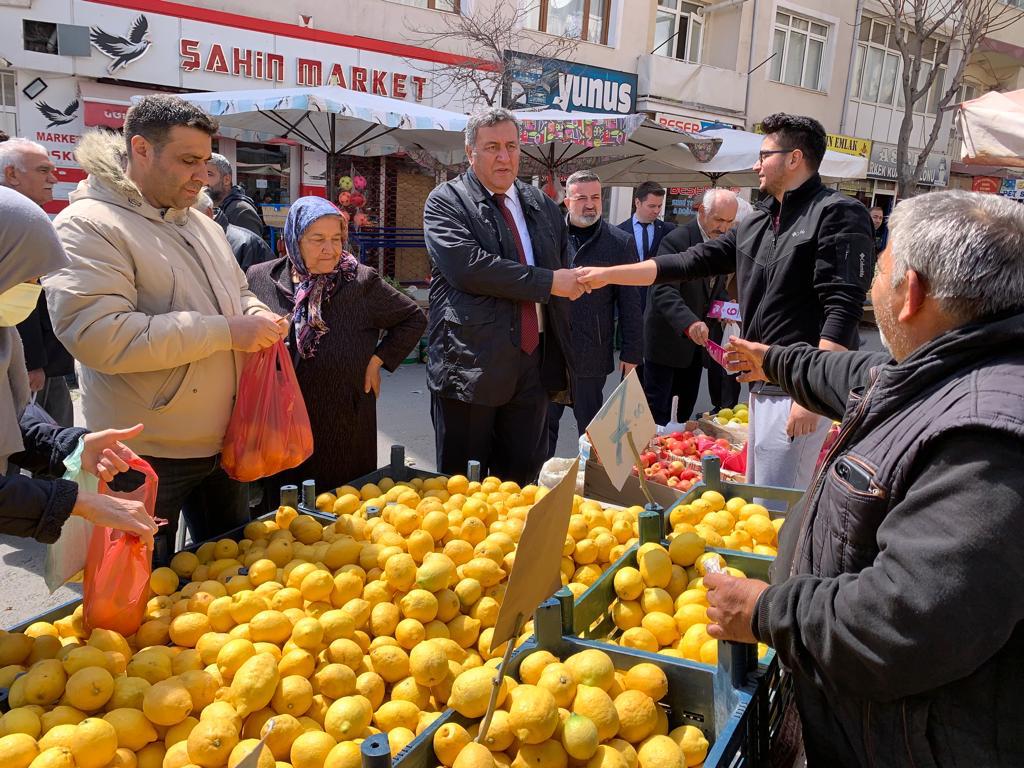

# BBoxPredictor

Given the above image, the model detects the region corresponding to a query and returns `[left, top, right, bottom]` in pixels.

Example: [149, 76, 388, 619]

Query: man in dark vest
[704, 189, 1024, 767]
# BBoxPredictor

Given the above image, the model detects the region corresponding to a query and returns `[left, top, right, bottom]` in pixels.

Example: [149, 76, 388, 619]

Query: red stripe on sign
[84, 0, 493, 69]
[55, 168, 87, 183]
[299, 185, 328, 198]
[84, 100, 129, 129]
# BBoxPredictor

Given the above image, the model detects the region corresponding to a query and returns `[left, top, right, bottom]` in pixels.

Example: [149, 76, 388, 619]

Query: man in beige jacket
[44, 95, 285, 563]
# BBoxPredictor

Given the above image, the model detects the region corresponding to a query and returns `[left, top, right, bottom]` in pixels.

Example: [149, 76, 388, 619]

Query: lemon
[372, 699, 420, 732]
[224, 653, 280, 717]
[103, 708, 158, 752]
[70, 717, 118, 768]
[640, 588, 673, 615]
[228, 739, 274, 768]
[694, 552, 726, 577]
[637, 735, 684, 768]
[623, 663, 668, 701]
[536, 663, 577, 708]
[290, 731, 336, 768]
[637, 547, 672, 588]
[0, 708, 42, 739]
[449, 666, 507, 718]
[64, 666, 113, 712]
[667, 532, 705, 568]
[564, 649, 615, 692]
[323, 696, 372, 741]
[612, 567, 643, 601]
[142, 678, 193, 726]
[679, 624, 712, 662]
[507, 684, 559, 744]
[150, 568, 180, 597]
[186, 719, 239, 768]
[452, 742, 495, 768]
[572, 685, 619, 741]
[562, 713, 599, 761]
[28, 747, 75, 768]
[408, 641, 448, 687]
[583, 744, 626, 768]
[23, 659, 65, 706]
[432, 722, 471, 767]
[641, 613, 679, 647]
[738, 503, 768, 521]
[674, 603, 709, 636]
[613, 690, 657, 742]
[620, 627, 659, 653]
[0, 733, 39, 768]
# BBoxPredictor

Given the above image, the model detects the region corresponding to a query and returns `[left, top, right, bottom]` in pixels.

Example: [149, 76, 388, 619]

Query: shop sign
[1000, 178, 1024, 201]
[503, 50, 637, 114]
[654, 113, 740, 133]
[972, 176, 1002, 194]
[753, 123, 872, 159]
[868, 142, 949, 187]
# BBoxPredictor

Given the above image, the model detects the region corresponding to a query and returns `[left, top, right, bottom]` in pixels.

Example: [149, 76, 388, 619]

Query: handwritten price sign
[708, 300, 742, 322]
[586, 370, 657, 491]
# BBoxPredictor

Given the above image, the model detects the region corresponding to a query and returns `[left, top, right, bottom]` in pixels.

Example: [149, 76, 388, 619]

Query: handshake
[550, 266, 614, 300]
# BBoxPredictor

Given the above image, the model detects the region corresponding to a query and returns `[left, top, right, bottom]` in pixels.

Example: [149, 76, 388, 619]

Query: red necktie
[493, 192, 540, 355]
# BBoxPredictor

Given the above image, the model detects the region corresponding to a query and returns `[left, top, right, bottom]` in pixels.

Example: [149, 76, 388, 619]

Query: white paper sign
[585, 370, 657, 491]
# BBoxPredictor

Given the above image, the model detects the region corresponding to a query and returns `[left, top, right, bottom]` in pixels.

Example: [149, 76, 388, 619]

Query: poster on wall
[503, 50, 637, 115]
[17, 72, 86, 214]
[301, 149, 328, 197]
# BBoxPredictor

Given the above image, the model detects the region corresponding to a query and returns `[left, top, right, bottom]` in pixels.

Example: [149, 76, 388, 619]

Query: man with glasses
[423, 107, 582, 483]
[546, 170, 641, 456]
[577, 113, 874, 495]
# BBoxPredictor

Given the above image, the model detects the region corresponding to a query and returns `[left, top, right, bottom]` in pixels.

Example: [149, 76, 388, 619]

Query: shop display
[634, 433, 746, 490]
[667, 490, 781, 554]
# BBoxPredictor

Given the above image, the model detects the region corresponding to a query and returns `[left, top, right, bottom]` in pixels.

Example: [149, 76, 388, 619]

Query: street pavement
[0, 325, 881, 627]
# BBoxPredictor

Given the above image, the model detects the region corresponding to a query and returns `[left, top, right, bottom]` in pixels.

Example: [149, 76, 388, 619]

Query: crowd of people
[0, 93, 1022, 764]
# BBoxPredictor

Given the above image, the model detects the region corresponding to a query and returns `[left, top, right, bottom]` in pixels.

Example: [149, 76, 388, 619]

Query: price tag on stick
[586, 370, 657, 492]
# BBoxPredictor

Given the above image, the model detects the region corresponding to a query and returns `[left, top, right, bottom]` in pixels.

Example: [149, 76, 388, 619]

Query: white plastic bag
[44, 437, 96, 592]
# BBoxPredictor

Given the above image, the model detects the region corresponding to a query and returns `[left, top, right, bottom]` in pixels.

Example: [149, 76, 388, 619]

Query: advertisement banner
[503, 50, 637, 115]
[868, 142, 949, 187]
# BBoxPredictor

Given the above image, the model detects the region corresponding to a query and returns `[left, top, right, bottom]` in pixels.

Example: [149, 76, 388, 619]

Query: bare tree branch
[402, 2, 581, 109]
[871, 0, 1022, 196]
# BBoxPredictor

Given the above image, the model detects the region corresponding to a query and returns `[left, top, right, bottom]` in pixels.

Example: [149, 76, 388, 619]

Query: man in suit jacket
[424, 107, 583, 484]
[617, 181, 676, 312]
[548, 170, 642, 456]
[645, 189, 739, 424]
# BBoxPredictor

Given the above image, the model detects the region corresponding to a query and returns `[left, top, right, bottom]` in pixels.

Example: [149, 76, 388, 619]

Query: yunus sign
[504, 50, 637, 115]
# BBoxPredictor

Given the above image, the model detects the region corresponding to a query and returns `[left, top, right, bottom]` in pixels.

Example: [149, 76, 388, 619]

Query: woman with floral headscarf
[247, 197, 426, 492]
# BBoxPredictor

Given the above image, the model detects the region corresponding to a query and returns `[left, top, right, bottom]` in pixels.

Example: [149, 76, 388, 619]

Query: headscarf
[0, 187, 70, 469]
[284, 196, 358, 359]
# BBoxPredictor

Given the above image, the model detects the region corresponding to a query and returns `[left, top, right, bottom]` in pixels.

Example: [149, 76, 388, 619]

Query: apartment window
[654, 1, 703, 63]
[770, 11, 829, 91]
[852, 18, 948, 113]
[524, 0, 612, 45]
[388, 0, 459, 11]
[0, 72, 16, 138]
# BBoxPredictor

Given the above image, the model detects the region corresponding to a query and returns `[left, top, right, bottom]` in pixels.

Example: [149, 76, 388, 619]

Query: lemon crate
[380, 595, 766, 768]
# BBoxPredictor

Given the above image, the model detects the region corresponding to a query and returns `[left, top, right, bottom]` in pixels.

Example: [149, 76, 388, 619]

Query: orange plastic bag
[83, 458, 158, 636]
[221, 341, 314, 482]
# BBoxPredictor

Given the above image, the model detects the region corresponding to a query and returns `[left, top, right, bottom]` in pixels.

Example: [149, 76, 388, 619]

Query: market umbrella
[595, 127, 868, 186]
[169, 86, 470, 191]
[957, 89, 1024, 168]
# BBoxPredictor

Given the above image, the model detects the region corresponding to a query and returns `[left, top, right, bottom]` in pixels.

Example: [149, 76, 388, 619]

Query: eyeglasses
[757, 148, 795, 162]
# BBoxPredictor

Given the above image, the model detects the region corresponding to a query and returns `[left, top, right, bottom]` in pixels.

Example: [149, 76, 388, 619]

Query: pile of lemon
[668, 491, 782, 556]
[708, 405, 748, 427]
[0, 474, 645, 768]
[600, 539, 770, 665]
[438, 647, 709, 768]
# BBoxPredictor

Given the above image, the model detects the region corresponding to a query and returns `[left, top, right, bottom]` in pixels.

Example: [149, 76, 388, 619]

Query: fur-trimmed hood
[71, 130, 189, 225]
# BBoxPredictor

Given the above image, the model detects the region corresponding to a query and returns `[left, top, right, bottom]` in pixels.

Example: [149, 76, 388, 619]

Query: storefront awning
[78, 80, 137, 129]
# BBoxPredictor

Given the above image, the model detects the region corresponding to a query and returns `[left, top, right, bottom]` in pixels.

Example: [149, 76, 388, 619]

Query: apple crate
[380, 595, 769, 768]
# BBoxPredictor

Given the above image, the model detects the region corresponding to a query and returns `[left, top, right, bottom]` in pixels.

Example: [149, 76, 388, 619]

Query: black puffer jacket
[653, 175, 874, 392]
[424, 171, 573, 406]
[567, 219, 641, 378]
[754, 310, 1024, 767]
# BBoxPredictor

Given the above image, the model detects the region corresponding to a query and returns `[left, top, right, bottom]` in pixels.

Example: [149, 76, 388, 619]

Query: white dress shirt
[490, 185, 544, 332]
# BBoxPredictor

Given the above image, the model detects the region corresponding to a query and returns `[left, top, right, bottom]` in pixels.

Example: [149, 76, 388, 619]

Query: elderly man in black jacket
[578, 113, 874, 496]
[547, 170, 641, 456]
[645, 189, 739, 425]
[705, 189, 1024, 767]
[423, 108, 582, 484]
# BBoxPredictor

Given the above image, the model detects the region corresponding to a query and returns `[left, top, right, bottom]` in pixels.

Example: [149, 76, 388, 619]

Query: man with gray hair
[705, 189, 1024, 766]
[206, 152, 266, 239]
[0, 138, 75, 427]
[546, 169, 641, 455]
[423, 106, 581, 482]
[644, 187, 739, 424]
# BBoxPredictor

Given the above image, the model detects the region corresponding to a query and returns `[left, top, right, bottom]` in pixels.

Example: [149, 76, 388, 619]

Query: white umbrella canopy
[957, 89, 1024, 168]
[510, 109, 713, 177]
[594, 127, 868, 185]
[169, 86, 471, 189]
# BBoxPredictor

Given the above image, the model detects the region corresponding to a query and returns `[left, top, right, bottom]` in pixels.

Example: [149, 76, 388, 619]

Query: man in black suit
[617, 181, 676, 311]
[547, 170, 642, 456]
[424, 107, 583, 484]
[644, 189, 739, 424]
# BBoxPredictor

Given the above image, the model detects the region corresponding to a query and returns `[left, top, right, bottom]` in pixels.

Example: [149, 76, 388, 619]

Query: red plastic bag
[83, 458, 158, 637]
[221, 341, 314, 482]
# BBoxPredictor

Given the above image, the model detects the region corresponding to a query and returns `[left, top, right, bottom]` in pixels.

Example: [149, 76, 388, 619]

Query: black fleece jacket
[652, 175, 874, 393]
